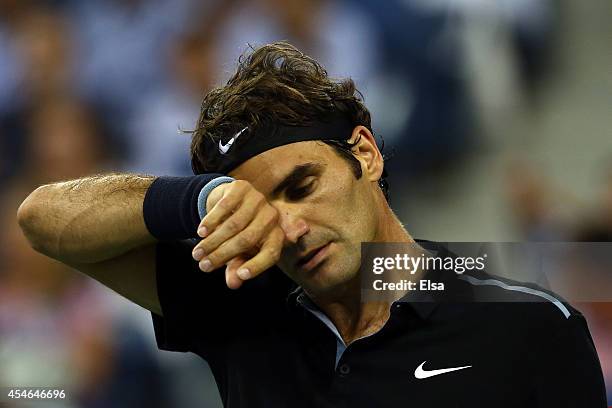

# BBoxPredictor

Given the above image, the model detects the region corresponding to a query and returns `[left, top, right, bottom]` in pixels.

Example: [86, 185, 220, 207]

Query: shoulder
[456, 270, 578, 319]
[447, 273, 605, 402]
[444, 269, 587, 339]
[434, 269, 601, 376]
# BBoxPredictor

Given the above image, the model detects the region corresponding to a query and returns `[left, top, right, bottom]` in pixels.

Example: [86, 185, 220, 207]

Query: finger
[234, 228, 284, 281]
[193, 192, 271, 259]
[225, 255, 248, 289]
[200, 218, 268, 271]
[226, 255, 248, 275]
[197, 181, 250, 237]
[226, 268, 242, 289]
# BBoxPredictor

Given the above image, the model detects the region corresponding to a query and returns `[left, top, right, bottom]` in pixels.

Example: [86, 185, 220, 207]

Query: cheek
[322, 171, 373, 239]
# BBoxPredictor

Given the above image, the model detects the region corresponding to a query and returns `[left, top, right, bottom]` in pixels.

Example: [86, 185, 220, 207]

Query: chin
[302, 261, 358, 296]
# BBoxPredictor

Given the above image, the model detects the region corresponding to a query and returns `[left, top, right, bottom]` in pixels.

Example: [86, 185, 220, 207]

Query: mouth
[296, 242, 331, 272]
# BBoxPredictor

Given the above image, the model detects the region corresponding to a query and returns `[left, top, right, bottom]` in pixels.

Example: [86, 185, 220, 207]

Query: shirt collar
[393, 268, 441, 320]
[394, 239, 449, 319]
[287, 284, 440, 321]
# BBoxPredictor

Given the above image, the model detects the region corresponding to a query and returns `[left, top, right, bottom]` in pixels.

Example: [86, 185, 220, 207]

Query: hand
[191, 180, 285, 289]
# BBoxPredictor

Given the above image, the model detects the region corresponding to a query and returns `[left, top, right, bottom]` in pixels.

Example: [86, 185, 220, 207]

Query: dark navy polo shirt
[151, 239, 607, 407]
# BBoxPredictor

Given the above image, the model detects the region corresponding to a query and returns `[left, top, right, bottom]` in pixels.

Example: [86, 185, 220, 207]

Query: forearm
[18, 173, 156, 264]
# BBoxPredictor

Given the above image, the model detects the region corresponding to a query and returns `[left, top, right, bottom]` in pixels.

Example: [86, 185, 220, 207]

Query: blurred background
[0, 0, 610, 406]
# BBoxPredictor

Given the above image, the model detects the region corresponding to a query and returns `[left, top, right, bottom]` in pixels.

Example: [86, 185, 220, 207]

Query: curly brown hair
[189, 41, 389, 203]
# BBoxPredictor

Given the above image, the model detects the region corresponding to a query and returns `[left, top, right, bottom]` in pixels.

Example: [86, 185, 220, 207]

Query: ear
[349, 125, 384, 183]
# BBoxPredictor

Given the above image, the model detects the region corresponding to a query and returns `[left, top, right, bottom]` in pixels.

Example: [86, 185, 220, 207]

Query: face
[229, 128, 384, 297]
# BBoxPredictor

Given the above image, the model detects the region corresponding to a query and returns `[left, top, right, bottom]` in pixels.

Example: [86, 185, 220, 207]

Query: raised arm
[17, 173, 287, 316]
[17, 173, 156, 264]
[17, 173, 161, 313]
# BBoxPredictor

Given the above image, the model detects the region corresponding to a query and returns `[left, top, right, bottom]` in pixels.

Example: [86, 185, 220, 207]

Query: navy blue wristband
[143, 174, 224, 240]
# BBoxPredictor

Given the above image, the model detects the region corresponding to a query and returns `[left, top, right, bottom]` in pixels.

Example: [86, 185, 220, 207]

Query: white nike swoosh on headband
[414, 361, 472, 379]
[219, 126, 248, 154]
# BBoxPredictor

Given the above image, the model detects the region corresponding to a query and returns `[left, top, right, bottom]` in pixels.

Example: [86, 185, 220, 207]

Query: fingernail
[192, 248, 204, 261]
[198, 226, 208, 237]
[237, 268, 251, 280]
[199, 259, 212, 272]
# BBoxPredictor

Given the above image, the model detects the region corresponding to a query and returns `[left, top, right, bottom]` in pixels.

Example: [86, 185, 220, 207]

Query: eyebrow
[271, 162, 323, 198]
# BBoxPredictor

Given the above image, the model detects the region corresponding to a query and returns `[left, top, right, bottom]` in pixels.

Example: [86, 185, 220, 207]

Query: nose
[277, 209, 310, 246]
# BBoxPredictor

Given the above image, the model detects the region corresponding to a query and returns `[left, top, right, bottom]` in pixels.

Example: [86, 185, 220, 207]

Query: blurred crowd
[0, 0, 610, 406]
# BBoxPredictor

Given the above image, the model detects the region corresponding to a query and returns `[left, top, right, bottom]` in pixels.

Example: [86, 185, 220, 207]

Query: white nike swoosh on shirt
[219, 126, 248, 154]
[414, 361, 472, 379]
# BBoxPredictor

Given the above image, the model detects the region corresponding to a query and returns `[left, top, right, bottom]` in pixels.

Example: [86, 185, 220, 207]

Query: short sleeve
[150, 239, 294, 356]
[532, 313, 607, 406]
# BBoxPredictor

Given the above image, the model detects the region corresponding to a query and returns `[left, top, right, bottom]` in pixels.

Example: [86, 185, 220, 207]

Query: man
[18, 42, 606, 407]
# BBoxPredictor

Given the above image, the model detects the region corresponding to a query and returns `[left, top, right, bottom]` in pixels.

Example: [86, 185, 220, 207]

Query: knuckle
[237, 232, 256, 249]
[274, 227, 286, 240]
[207, 251, 225, 268]
[267, 213, 279, 229]
[233, 179, 250, 192]
[253, 188, 265, 201]
[268, 246, 282, 261]
[225, 218, 241, 233]
[198, 240, 213, 254]
[218, 197, 234, 210]
[249, 190, 266, 208]
[266, 238, 283, 259]
[266, 206, 279, 222]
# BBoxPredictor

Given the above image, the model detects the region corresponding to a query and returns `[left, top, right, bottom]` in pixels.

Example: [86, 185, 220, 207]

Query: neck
[310, 202, 416, 345]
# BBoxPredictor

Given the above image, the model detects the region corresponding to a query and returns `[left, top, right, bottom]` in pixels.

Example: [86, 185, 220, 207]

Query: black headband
[207, 115, 355, 174]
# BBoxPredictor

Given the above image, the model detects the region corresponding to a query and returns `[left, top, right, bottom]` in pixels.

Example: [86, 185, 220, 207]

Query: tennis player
[18, 42, 606, 407]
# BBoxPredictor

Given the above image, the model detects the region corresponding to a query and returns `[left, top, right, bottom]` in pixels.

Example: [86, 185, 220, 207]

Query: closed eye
[286, 179, 316, 201]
